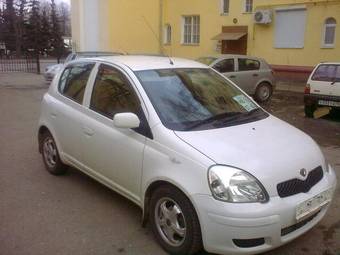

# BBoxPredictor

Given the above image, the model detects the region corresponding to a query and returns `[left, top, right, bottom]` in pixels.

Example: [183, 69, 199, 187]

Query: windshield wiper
[185, 112, 242, 131]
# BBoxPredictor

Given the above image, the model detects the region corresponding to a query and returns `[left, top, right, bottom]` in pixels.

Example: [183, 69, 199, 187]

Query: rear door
[233, 58, 261, 94]
[53, 62, 95, 163]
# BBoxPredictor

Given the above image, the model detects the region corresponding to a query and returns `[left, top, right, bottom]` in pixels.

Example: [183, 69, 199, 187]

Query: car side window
[213, 59, 234, 73]
[90, 64, 140, 118]
[59, 62, 95, 104]
[312, 65, 340, 82]
[238, 58, 260, 71]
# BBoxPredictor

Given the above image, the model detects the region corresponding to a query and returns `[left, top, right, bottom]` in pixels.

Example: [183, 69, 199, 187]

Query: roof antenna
[141, 15, 174, 65]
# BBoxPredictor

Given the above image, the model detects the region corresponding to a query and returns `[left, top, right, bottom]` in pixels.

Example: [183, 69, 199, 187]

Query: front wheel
[149, 185, 202, 255]
[254, 83, 273, 103]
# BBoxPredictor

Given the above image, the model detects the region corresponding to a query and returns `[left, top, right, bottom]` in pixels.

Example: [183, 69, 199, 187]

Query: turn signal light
[304, 84, 310, 94]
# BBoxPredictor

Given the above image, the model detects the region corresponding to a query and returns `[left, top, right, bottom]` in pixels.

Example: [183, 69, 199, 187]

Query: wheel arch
[141, 179, 201, 228]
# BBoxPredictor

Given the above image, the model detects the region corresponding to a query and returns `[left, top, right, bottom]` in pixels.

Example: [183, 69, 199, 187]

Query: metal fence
[0, 55, 40, 73]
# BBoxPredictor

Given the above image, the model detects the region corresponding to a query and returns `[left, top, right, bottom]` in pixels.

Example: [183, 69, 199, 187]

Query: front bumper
[43, 72, 55, 82]
[192, 166, 337, 255]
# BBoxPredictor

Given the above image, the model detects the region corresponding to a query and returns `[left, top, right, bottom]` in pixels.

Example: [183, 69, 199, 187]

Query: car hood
[174, 115, 325, 196]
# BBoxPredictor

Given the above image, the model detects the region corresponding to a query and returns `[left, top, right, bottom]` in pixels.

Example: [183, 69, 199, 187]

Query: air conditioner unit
[254, 10, 272, 24]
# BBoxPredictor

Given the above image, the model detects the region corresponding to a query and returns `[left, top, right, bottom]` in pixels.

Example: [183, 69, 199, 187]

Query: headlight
[208, 165, 268, 203]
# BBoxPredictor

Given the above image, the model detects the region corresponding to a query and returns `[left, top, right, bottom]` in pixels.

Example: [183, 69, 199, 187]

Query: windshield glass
[196, 57, 218, 66]
[135, 68, 268, 131]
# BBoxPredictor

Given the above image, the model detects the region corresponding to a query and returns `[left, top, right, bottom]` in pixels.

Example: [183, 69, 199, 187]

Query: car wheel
[255, 82, 273, 103]
[304, 104, 316, 118]
[40, 131, 67, 175]
[149, 185, 202, 255]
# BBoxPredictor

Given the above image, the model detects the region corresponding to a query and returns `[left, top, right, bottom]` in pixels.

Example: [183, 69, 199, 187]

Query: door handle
[229, 75, 236, 79]
[253, 73, 259, 77]
[83, 127, 94, 136]
[51, 112, 57, 118]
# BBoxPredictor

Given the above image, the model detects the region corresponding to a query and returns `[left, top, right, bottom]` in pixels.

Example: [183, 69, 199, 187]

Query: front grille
[277, 166, 323, 198]
[281, 210, 320, 236]
[233, 238, 265, 248]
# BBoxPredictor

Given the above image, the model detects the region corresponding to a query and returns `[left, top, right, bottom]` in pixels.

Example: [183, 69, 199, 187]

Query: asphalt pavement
[0, 73, 339, 255]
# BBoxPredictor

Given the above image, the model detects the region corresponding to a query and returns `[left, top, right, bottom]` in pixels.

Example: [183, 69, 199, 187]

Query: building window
[323, 17, 336, 48]
[221, 0, 229, 14]
[244, 0, 253, 13]
[274, 8, 307, 48]
[164, 24, 172, 44]
[182, 16, 200, 45]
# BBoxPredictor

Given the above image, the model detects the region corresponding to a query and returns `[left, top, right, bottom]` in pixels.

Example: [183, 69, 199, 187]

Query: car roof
[199, 54, 264, 61]
[317, 62, 340, 65]
[90, 55, 208, 71]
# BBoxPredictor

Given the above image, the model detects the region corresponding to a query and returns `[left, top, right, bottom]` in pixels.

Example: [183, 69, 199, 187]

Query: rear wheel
[40, 131, 67, 175]
[254, 82, 273, 103]
[149, 185, 202, 255]
[304, 104, 316, 118]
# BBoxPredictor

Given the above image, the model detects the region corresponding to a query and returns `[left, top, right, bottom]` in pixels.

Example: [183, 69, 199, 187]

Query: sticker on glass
[233, 95, 257, 112]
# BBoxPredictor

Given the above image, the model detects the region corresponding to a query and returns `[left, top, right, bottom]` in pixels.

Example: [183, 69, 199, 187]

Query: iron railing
[0, 55, 40, 73]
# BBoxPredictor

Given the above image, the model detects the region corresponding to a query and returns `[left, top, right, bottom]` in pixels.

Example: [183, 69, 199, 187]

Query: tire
[254, 82, 273, 103]
[304, 104, 316, 118]
[149, 185, 202, 255]
[40, 131, 67, 175]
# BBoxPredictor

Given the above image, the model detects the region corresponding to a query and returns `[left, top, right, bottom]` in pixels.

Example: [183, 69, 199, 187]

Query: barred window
[244, 0, 253, 13]
[164, 24, 172, 44]
[182, 16, 200, 45]
[221, 0, 229, 14]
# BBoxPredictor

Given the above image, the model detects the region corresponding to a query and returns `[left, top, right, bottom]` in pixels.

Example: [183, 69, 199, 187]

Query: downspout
[159, 0, 164, 54]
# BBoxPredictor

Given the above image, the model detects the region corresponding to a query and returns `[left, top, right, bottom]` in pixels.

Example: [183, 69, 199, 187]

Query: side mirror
[113, 112, 140, 129]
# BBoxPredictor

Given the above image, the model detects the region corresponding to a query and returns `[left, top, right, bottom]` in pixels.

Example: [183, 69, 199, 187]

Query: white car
[304, 62, 340, 117]
[38, 56, 337, 255]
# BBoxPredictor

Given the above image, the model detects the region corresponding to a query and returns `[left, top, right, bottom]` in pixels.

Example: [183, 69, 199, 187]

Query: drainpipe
[159, 0, 164, 54]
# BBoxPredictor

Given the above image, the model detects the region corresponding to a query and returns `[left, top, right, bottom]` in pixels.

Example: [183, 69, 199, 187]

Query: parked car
[43, 51, 123, 82]
[304, 62, 340, 117]
[197, 55, 276, 102]
[38, 56, 336, 255]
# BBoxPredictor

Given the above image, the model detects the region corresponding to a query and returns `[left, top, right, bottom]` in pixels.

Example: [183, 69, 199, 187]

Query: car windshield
[196, 57, 218, 66]
[135, 68, 268, 131]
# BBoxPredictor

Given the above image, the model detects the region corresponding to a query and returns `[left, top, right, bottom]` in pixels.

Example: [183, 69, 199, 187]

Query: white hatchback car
[304, 62, 340, 117]
[38, 56, 337, 255]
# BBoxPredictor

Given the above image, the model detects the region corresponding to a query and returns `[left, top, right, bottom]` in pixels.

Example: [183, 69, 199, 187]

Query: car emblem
[300, 168, 307, 178]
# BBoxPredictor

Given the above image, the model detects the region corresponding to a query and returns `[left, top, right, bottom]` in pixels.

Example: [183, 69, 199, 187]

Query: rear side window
[59, 62, 95, 104]
[90, 64, 140, 118]
[213, 59, 234, 73]
[312, 64, 340, 82]
[238, 58, 260, 71]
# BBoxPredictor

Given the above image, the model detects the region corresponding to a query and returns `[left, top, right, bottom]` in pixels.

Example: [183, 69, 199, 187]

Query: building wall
[163, 0, 340, 67]
[71, 0, 340, 67]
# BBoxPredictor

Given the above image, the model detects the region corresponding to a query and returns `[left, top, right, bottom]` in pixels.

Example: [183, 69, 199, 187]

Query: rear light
[304, 84, 310, 94]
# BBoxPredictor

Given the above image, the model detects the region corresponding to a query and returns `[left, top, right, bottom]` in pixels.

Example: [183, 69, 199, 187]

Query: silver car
[197, 55, 276, 102]
[44, 51, 124, 82]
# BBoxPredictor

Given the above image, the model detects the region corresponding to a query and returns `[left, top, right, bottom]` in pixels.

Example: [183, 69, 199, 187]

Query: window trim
[322, 17, 337, 48]
[243, 0, 253, 14]
[181, 15, 200, 45]
[57, 61, 96, 105]
[220, 0, 229, 15]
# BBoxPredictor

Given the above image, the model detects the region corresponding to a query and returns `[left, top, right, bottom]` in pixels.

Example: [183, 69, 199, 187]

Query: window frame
[237, 58, 261, 72]
[163, 24, 172, 45]
[181, 15, 200, 45]
[244, 0, 253, 13]
[89, 63, 142, 119]
[221, 0, 230, 15]
[322, 17, 337, 48]
[57, 61, 96, 105]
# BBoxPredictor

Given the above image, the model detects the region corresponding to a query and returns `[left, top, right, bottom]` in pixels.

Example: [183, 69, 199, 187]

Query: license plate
[318, 100, 340, 107]
[296, 188, 333, 221]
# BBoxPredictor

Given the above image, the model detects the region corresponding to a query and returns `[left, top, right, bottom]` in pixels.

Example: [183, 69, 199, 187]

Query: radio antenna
[141, 15, 174, 65]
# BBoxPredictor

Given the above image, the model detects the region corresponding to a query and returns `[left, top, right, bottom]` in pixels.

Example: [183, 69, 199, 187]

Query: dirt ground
[0, 73, 339, 255]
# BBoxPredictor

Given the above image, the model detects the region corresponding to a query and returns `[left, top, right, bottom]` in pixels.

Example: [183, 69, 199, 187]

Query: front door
[222, 36, 247, 55]
[81, 63, 147, 204]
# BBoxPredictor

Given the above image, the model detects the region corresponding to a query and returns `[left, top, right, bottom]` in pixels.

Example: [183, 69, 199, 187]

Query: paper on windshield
[232, 95, 257, 112]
